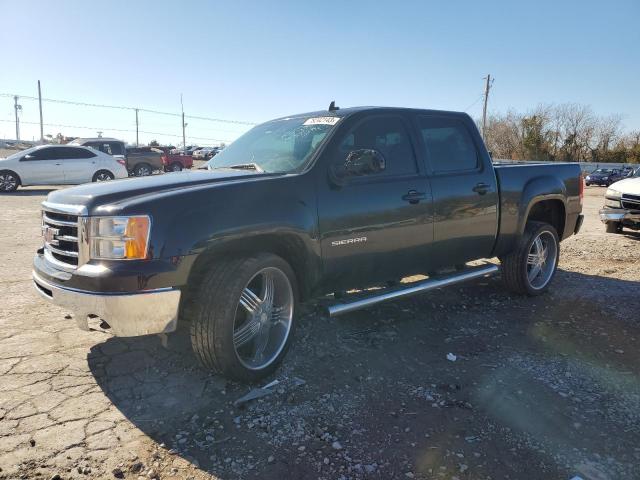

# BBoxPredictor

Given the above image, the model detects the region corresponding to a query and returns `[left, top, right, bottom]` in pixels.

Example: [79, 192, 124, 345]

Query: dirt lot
[0, 186, 638, 480]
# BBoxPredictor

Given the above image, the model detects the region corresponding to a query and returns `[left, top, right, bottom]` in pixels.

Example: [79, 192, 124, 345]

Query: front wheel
[0, 170, 20, 192]
[500, 221, 559, 296]
[189, 253, 298, 382]
[92, 170, 115, 182]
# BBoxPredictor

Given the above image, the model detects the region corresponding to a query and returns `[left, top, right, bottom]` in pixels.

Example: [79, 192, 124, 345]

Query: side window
[108, 142, 124, 156]
[338, 116, 417, 177]
[23, 148, 53, 160]
[418, 117, 478, 173]
[70, 148, 96, 159]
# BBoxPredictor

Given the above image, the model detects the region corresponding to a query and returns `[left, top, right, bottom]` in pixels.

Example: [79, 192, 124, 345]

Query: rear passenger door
[60, 147, 98, 184]
[415, 115, 498, 268]
[317, 113, 434, 289]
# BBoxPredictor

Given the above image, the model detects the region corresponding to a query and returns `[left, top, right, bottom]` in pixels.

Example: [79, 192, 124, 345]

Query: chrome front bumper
[32, 271, 181, 337]
[599, 208, 640, 223]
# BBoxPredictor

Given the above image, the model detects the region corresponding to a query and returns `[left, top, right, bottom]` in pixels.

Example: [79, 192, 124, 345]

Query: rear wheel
[0, 170, 20, 192]
[134, 163, 153, 176]
[606, 222, 623, 234]
[189, 253, 298, 382]
[500, 221, 559, 296]
[92, 170, 114, 182]
[170, 162, 183, 172]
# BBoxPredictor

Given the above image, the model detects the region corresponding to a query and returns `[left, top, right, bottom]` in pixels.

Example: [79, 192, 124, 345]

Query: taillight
[117, 159, 126, 166]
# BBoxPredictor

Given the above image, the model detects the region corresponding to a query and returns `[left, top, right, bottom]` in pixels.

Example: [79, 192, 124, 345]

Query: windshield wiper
[215, 163, 265, 173]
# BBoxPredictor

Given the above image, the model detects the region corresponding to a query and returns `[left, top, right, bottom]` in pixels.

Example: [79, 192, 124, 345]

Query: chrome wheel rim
[96, 172, 112, 182]
[233, 267, 294, 370]
[0, 173, 17, 191]
[172, 164, 182, 171]
[138, 166, 151, 176]
[527, 231, 557, 289]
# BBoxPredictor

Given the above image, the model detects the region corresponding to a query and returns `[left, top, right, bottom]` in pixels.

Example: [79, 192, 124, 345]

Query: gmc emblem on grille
[43, 226, 60, 246]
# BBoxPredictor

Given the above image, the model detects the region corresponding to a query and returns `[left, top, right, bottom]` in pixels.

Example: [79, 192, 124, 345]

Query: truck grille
[42, 210, 79, 268]
[621, 194, 640, 210]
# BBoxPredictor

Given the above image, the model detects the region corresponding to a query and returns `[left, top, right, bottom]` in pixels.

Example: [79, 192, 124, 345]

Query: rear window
[418, 117, 478, 173]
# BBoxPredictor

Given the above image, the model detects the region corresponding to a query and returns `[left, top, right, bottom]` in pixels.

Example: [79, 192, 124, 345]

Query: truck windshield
[206, 115, 339, 173]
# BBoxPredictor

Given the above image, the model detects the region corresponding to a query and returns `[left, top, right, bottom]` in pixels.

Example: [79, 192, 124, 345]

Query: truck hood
[609, 177, 640, 195]
[45, 169, 270, 214]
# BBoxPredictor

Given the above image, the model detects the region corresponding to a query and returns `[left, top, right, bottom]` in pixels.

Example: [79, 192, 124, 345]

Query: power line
[0, 93, 258, 126]
[0, 119, 232, 143]
[462, 94, 484, 113]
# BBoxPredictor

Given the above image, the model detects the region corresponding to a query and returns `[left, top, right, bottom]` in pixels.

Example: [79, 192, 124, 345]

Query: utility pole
[481, 74, 493, 141]
[14, 96, 21, 141]
[180, 94, 186, 148]
[37, 81, 44, 143]
[135, 108, 139, 146]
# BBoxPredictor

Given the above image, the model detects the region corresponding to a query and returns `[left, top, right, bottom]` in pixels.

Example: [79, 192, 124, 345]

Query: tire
[170, 162, 183, 172]
[189, 253, 298, 382]
[606, 222, 623, 234]
[134, 163, 153, 177]
[0, 170, 20, 192]
[585, 183, 590, 186]
[92, 170, 115, 182]
[500, 221, 559, 296]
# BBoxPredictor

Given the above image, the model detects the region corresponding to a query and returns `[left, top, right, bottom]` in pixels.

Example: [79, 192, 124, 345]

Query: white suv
[0, 145, 128, 192]
[600, 176, 640, 233]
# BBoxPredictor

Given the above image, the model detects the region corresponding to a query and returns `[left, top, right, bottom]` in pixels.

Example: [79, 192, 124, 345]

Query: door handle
[55, 163, 62, 166]
[472, 182, 490, 195]
[402, 190, 427, 204]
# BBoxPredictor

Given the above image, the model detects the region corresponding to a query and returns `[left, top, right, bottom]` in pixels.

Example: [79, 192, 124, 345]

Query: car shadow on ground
[87, 269, 640, 479]
[7, 188, 57, 196]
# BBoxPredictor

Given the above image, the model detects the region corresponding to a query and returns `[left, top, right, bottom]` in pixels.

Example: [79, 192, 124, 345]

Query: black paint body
[34, 107, 583, 302]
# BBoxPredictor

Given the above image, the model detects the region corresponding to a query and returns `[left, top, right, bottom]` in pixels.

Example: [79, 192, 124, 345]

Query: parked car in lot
[161, 151, 193, 171]
[32, 106, 583, 382]
[192, 147, 219, 160]
[69, 137, 127, 160]
[585, 168, 625, 186]
[125, 147, 163, 176]
[0, 144, 128, 192]
[599, 177, 640, 233]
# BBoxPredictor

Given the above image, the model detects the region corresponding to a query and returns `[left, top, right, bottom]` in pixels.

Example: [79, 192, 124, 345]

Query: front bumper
[32, 257, 182, 337]
[599, 208, 640, 223]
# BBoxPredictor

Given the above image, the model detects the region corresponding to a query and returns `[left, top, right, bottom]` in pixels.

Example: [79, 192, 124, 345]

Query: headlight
[602, 176, 609, 180]
[88, 216, 151, 260]
[585, 176, 591, 180]
[605, 198, 621, 208]
[606, 188, 621, 199]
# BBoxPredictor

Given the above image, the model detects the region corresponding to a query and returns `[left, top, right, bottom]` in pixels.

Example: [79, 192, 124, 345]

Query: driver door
[317, 113, 434, 290]
[18, 147, 65, 185]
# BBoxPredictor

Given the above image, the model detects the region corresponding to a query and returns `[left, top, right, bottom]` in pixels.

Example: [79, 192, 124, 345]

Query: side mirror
[344, 149, 386, 176]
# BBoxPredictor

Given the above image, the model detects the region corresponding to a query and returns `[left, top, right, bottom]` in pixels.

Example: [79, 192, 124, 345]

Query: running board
[326, 263, 499, 317]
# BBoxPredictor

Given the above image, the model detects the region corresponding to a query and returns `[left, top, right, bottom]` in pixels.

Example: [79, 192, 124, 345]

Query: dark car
[585, 168, 624, 186]
[32, 105, 584, 382]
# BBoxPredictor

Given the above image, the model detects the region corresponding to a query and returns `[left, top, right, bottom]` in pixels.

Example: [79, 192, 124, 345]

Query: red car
[161, 152, 193, 172]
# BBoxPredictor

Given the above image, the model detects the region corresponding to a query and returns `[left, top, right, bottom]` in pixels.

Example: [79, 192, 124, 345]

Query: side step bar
[326, 263, 499, 317]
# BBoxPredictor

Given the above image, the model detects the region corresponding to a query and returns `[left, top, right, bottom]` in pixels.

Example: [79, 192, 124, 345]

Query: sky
[1, 0, 639, 146]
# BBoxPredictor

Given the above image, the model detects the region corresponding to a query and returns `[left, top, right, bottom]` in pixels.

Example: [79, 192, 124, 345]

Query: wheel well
[0, 169, 21, 185]
[526, 200, 565, 238]
[185, 234, 316, 302]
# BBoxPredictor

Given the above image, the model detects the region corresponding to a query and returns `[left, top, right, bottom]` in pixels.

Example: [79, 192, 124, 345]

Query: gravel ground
[0, 186, 638, 480]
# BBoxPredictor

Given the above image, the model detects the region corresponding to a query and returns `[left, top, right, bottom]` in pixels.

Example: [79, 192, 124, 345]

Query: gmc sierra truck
[32, 106, 584, 381]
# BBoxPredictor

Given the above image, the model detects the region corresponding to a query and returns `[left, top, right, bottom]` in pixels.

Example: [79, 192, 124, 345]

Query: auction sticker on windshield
[303, 116, 341, 126]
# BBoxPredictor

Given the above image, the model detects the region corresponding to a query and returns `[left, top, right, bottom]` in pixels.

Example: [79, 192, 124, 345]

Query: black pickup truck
[33, 106, 584, 381]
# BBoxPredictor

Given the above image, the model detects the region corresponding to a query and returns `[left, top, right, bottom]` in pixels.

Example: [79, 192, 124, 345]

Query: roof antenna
[328, 100, 339, 112]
